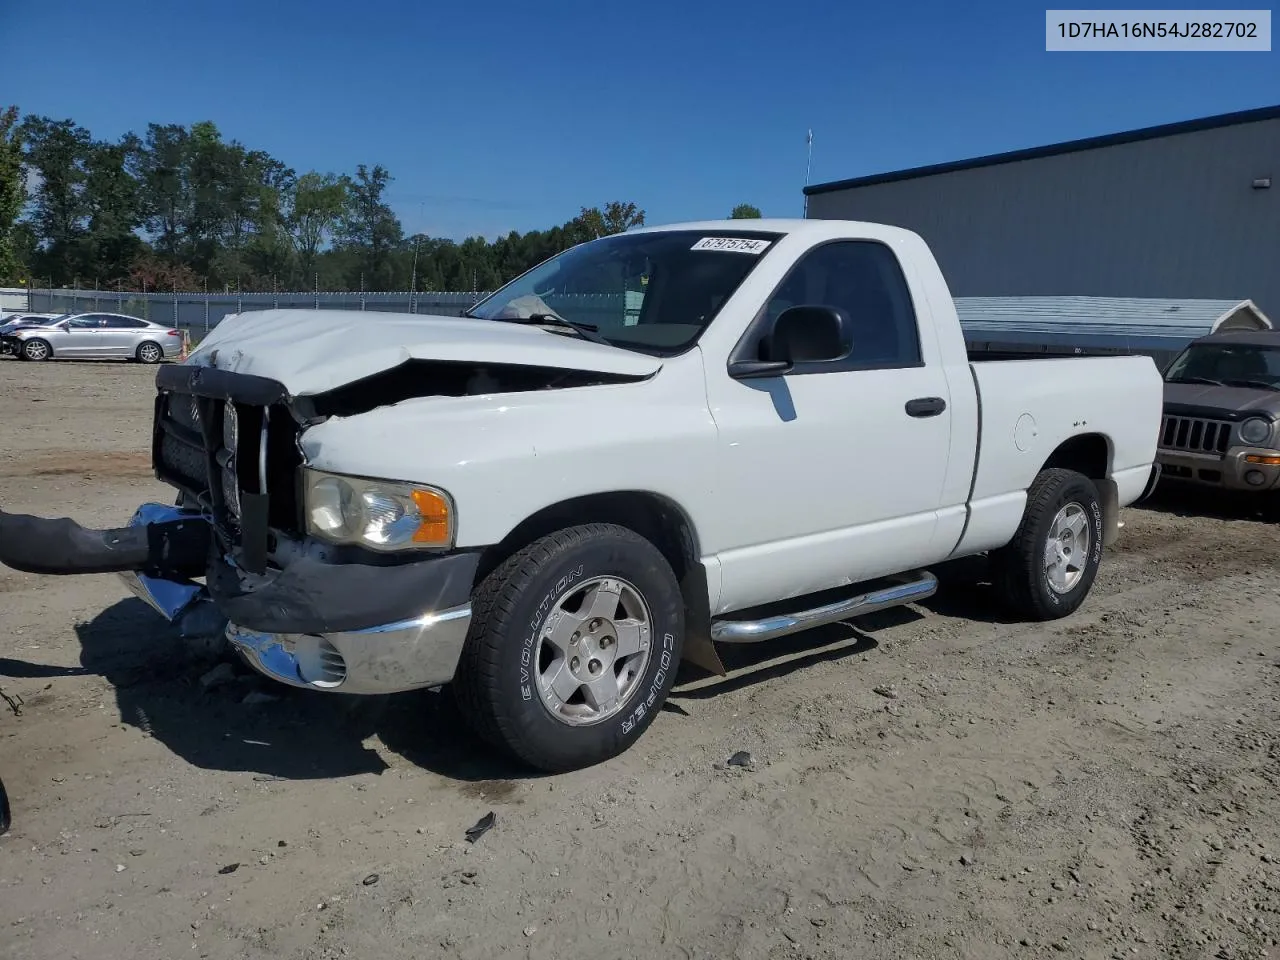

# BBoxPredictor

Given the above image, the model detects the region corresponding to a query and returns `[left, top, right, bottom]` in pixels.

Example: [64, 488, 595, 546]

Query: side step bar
[710, 571, 938, 644]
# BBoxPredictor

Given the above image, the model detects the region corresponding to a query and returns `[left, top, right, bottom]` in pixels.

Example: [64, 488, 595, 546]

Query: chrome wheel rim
[140, 343, 160, 362]
[533, 575, 653, 726]
[25, 341, 47, 360]
[1044, 502, 1090, 594]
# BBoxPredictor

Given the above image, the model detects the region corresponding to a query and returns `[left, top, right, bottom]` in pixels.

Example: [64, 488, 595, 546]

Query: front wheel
[453, 523, 685, 772]
[990, 467, 1104, 621]
[21, 339, 51, 362]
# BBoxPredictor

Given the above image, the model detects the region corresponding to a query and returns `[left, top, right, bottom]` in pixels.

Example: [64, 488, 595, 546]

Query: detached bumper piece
[0, 500, 209, 578]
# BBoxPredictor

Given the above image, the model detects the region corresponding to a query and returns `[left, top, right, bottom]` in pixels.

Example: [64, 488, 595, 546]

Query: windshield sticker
[690, 237, 771, 254]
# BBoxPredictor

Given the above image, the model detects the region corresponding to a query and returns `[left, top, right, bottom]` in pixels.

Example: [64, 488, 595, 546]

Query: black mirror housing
[765, 305, 852, 364]
[727, 304, 854, 380]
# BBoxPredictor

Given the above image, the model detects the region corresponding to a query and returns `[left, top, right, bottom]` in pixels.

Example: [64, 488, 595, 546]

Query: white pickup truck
[0, 218, 1164, 772]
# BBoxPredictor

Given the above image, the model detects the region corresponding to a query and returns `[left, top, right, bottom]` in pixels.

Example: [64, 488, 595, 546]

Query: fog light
[1244, 469, 1266, 486]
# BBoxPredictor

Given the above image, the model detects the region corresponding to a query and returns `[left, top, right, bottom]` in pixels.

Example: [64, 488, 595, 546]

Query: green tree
[729, 203, 762, 219]
[285, 171, 346, 283]
[337, 164, 403, 289]
[0, 106, 25, 283]
[19, 115, 94, 284]
[131, 122, 190, 257]
[81, 138, 144, 283]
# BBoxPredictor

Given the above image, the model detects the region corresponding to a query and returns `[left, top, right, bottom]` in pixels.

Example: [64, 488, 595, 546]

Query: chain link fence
[25, 289, 490, 338]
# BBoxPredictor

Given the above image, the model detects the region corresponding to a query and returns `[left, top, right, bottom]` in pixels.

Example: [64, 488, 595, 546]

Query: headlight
[1240, 417, 1271, 445]
[303, 469, 454, 551]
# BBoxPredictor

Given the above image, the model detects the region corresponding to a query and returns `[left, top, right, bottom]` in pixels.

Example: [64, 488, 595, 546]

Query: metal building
[956, 296, 1273, 369]
[803, 104, 1280, 319]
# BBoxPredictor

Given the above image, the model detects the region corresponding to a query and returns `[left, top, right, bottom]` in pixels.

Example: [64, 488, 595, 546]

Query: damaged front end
[0, 347, 650, 694]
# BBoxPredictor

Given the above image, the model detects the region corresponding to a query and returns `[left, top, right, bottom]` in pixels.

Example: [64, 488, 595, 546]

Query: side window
[103, 316, 144, 329]
[68, 316, 102, 329]
[759, 241, 922, 371]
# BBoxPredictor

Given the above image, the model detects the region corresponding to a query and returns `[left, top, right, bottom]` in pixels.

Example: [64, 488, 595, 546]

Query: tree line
[0, 106, 763, 293]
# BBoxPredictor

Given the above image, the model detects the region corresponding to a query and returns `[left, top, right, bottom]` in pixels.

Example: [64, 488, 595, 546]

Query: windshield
[1165, 342, 1280, 391]
[466, 229, 782, 355]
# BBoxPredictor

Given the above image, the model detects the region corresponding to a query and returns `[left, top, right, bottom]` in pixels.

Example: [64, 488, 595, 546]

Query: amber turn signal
[411, 489, 452, 543]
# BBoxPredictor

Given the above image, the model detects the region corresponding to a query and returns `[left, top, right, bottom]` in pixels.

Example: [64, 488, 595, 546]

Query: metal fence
[24, 288, 649, 339]
[26, 289, 490, 336]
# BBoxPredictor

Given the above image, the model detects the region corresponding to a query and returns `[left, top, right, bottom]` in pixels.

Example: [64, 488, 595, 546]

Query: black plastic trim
[206, 548, 482, 636]
[155, 363, 291, 406]
[0, 509, 211, 578]
[1163, 403, 1279, 424]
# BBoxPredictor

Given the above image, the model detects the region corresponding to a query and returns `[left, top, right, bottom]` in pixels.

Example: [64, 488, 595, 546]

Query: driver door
[701, 239, 956, 615]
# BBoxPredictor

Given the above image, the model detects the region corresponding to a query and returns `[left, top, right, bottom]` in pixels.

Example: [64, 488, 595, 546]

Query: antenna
[803, 129, 814, 217]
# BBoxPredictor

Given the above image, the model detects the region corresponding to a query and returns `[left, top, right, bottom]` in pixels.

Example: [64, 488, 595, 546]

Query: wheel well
[1041, 433, 1110, 480]
[475, 491, 700, 588]
[474, 492, 721, 671]
[1041, 432, 1122, 546]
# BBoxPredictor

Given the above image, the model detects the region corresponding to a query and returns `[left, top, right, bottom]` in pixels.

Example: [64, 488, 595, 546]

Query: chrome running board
[710, 571, 938, 644]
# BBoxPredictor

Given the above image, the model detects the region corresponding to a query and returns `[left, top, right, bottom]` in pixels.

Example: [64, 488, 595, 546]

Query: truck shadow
[68, 598, 527, 783]
[1133, 483, 1276, 523]
[57, 566, 1013, 784]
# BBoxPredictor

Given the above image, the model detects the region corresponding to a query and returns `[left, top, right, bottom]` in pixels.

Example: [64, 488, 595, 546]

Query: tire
[453, 523, 685, 773]
[135, 341, 163, 364]
[21, 338, 51, 362]
[990, 467, 1104, 621]
[0, 775, 8, 836]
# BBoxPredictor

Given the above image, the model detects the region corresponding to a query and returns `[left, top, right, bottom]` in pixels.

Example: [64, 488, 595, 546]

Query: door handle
[905, 397, 947, 418]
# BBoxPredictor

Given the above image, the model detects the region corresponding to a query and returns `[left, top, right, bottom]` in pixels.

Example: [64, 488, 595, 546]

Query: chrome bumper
[115, 501, 475, 695]
[226, 605, 472, 695]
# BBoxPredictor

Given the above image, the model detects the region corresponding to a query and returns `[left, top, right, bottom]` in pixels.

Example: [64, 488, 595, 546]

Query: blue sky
[4, 0, 1275, 240]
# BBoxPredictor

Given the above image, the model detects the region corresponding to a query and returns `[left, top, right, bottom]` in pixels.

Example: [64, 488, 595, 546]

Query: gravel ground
[1, 359, 1278, 960]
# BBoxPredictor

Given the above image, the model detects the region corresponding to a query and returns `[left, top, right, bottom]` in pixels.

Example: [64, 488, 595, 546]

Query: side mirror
[57, 322, 70, 331]
[728, 305, 853, 379]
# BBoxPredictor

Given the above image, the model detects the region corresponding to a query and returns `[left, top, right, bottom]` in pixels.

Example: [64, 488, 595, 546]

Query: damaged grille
[153, 386, 304, 550]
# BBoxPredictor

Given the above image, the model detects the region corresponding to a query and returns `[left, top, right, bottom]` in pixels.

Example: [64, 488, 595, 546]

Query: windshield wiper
[1168, 376, 1225, 386]
[1222, 378, 1280, 392]
[498, 313, 612, 346]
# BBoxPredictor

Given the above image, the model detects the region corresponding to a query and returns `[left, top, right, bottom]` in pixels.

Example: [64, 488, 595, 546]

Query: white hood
[186, 309, 662, 395]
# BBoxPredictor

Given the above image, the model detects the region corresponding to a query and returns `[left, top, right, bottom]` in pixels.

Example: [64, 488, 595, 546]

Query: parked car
[1, 312, 183, 363]
[0, 218, 1165, 772]
[0, 313, 62, 337]
[1157, 328, 1280, 495]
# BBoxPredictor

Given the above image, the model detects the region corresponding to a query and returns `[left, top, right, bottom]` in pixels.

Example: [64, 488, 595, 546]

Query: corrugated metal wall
[804, 117, 1280, 319]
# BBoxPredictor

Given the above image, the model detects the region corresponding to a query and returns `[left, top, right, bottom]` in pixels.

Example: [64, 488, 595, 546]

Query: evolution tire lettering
[521, 563, 586, 695]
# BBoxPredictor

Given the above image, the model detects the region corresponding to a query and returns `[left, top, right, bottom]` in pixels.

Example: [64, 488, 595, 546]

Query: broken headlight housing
[302, 469, 454, 551]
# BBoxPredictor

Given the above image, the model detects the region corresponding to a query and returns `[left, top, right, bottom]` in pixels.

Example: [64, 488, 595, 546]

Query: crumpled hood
[1163, 381, 1280, 417]
[184, 308, 662, 395]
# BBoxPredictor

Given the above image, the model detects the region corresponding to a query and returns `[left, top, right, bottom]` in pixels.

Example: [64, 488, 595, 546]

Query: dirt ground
[1, 359, 1279, 960]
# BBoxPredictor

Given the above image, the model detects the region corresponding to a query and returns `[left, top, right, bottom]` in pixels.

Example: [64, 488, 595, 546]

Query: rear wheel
[135, 341, 162, 364]
[990, 467, 1104, 620]
[453, 523, 685, 772]
[21, 338, 50, 362]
